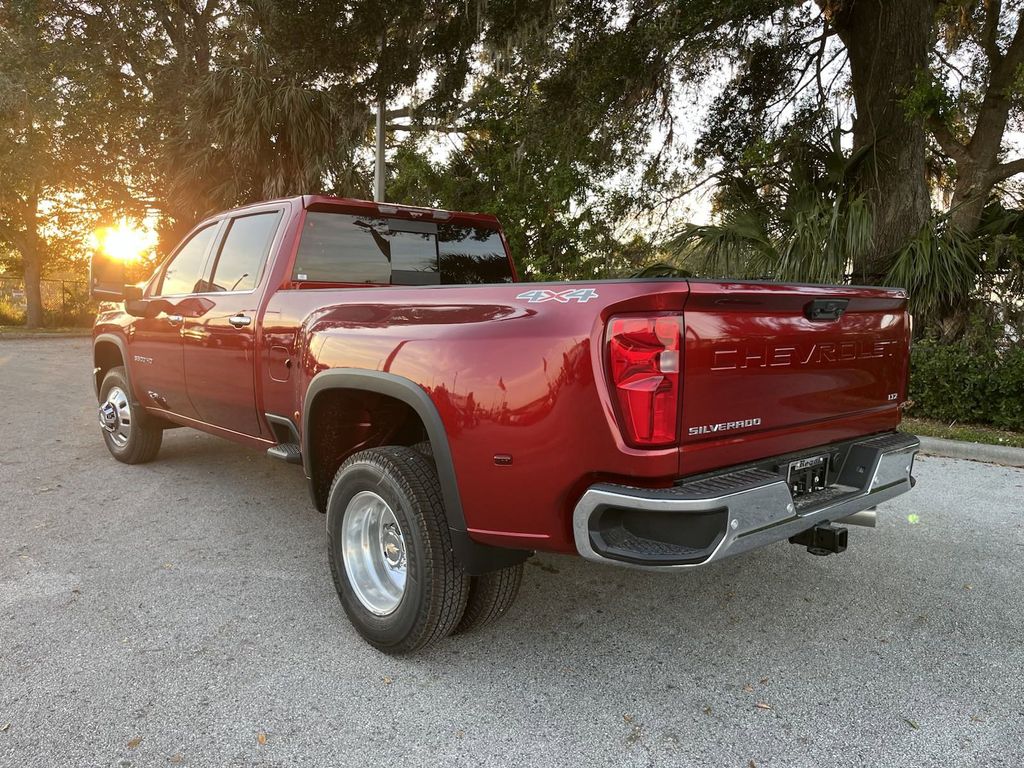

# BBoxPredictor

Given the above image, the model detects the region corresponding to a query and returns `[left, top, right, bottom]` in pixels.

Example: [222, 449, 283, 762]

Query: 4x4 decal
[516, 288, 600, 304]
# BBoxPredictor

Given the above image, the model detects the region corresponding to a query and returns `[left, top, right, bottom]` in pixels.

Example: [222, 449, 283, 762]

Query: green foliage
[0, 297, 24, 326]
[901, 416, 1024, 448]
[888, 201, 1024, 327]
[885, 222, 979, 322]
[168, 16, 369, 218]
[909, 335, 1024, 431]
[44, 289, 94, 327]
[666, 125, 874, 284]
[695, 6, 822, 169]
[385, 2, 698, 279]
[2, 0, 1024, 339]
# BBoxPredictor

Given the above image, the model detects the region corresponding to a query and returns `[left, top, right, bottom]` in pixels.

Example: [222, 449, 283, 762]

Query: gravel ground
[1, 337, 1022, 768]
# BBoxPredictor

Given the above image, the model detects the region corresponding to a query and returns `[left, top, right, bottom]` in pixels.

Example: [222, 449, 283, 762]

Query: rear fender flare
[302, 369, 468, 533]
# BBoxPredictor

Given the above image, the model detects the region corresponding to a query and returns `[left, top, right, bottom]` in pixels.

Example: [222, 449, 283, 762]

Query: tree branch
[982, 0, 1003, 64]
[987, 157, 1024, 182]
[928, 115, 971, 164]
[936, 48, 968, 84]
[814, 20, 829, 105]
[995, 8, 1024, 85]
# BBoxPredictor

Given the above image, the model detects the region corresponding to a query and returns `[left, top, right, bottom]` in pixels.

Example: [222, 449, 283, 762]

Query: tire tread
[455, 563, 523, 634]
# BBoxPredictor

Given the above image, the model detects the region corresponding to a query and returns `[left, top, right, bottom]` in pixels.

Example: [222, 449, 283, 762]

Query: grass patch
[903, 416, 1024, 449]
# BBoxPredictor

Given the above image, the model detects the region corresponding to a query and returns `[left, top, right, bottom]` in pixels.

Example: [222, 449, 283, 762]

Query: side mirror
[123, 286, 153, 318]
[89, 251, 126, 301]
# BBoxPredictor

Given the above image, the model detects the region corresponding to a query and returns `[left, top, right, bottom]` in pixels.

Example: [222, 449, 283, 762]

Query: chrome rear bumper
[572, 432, 919, 570]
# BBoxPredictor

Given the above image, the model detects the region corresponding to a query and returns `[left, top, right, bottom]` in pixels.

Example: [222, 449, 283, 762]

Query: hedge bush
[0, 298, 94, 328]
[0, 298, 25, 326]
[909, 339, 1024, 431]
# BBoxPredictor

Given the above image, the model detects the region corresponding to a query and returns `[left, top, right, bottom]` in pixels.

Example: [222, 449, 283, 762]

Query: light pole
[374, 88, 386, 203]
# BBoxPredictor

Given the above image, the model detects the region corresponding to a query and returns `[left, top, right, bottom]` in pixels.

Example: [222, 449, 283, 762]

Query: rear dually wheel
[326, 446, 469, 654]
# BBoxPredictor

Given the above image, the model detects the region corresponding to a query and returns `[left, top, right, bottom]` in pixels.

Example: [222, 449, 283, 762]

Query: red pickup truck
[90, 195, 919, 653]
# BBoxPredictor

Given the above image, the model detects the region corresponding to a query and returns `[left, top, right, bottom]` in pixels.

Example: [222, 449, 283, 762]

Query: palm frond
[664, 211, 776, 278]
[885, 223, 979, 321]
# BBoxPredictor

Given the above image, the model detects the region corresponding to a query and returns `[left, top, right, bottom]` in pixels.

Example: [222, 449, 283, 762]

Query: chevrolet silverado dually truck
[89, 195, 919, 654]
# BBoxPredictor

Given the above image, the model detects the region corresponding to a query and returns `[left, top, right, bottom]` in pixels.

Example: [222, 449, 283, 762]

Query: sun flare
[90, 220, 156, 263]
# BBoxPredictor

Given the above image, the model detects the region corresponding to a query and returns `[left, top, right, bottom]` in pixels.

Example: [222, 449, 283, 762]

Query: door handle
[228, 314, 252, 328]
[165, 314, 183, 326]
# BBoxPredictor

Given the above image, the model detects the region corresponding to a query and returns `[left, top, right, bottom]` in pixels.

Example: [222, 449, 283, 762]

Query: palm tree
[664, 126, 1024, 337]
[665, 126, 872, 286]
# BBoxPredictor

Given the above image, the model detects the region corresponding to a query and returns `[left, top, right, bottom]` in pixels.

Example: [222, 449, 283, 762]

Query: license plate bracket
[786, 454, 830, 497]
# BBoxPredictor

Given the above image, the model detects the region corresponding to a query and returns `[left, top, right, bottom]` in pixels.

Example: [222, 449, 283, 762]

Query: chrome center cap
[99, 402, 119, 431]
[381, 525, 405, 568]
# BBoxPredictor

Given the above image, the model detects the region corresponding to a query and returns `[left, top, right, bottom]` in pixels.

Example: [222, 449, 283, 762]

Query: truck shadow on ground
[150, 430, 933, 678]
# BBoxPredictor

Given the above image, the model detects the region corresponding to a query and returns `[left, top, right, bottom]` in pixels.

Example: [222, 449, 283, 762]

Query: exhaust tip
[838, 509, 877, 528]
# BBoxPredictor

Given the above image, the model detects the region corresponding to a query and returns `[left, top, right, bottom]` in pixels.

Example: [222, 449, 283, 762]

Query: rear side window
[293, 212, 513, 285]
[208, 211, 282, 292]
[159, 223, 218, 296]
[438, 225, 514, 284]
[294, 213, 391, 284]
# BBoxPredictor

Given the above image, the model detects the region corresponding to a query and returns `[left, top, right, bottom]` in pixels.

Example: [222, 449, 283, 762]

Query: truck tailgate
[679, 281, 910, 474]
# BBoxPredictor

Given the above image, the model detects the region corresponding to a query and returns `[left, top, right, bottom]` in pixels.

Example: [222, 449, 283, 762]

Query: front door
[182, 209, 283, 438]
[129, 222, 221, 418]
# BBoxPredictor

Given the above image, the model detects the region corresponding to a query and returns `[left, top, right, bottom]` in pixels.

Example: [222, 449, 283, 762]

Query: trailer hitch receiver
[789, 523, 848, 556]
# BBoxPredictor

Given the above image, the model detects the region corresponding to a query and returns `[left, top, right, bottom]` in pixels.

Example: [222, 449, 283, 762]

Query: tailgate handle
[804, 299, 849, 322]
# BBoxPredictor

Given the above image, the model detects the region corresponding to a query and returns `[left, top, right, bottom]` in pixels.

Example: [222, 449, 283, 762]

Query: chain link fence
[0, 276, 94, 326]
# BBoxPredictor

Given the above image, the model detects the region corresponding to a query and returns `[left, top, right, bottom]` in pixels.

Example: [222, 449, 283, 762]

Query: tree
[673, 0, 1024, 337]
[0, 0, 139, 327]
[667, 125, 873, 284]
[826, 0, 937, 282]
[8, 0, 1024, 333]
[388, 0, 776, 277]
[80, 0, 509, 246]
[916, 0, 1024, 236]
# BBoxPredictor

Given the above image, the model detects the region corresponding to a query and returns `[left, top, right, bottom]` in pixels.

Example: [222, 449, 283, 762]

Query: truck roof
[217, 195, 502, 229]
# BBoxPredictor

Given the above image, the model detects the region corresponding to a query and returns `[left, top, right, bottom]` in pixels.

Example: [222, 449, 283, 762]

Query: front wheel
[98, 366, 162, 464]
[327, 446, 469, 654]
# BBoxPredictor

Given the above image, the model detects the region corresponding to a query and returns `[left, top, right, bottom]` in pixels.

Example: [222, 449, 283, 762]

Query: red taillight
[606, 314, 683, 447]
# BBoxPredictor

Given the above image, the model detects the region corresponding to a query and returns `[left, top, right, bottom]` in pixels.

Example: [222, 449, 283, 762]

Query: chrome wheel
[99, 386, 132, 448]
[342, 491, 408, 616]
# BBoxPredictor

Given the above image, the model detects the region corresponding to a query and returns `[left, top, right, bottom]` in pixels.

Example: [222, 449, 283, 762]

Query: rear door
[182, 208, 283, 437]
[679, 281, 910, 465]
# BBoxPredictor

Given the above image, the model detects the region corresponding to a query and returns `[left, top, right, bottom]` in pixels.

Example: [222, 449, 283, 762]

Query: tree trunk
[20, 194, 45, 329]
[945, 67, 1017, 234]
[948, 163, 990, 234]
[829, 0, 936, 283]
[21, 250, 44, 329]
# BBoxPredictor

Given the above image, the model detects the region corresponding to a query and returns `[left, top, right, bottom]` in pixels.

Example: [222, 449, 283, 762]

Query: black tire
[454, 562, 524, 634]
[98, 366, 162, 465]
[326, 446, 469, 654]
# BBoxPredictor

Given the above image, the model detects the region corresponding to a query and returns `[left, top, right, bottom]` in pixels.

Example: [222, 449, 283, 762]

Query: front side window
[158, 224, 218, 296]
[208, 211, 282, 292]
